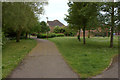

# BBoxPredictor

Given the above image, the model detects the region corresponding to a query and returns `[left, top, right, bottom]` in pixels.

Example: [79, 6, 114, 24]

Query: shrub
[64, 28, 77, 36]
[64, 31, 76, 36]
[37, 33, 46, 38]
[37, 33, 64, 38]
[53, 26, 65, 33]
[49, 33, 56, 37]
[55, 34, 64, 37]
[2, 32, 8, 46]
[53, 26, 60, 33]
[37, 33, 56, 38]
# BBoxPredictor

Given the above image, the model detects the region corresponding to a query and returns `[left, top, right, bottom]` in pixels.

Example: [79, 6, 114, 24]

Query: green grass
[49, 36, 118, 78]
[2, 39, 37, 78]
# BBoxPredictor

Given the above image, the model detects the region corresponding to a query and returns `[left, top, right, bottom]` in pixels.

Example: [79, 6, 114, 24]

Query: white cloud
[39, 0, 69, 26]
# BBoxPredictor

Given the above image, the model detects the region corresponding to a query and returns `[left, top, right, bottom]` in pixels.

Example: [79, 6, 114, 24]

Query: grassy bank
[2, 39, 37, 78]
[49, 37, 118, 78]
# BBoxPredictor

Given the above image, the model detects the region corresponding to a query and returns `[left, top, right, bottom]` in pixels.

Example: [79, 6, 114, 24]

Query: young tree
[40, 21, 50, 33]
[65, 2, 98, 44]
[98, 2, 119, 47]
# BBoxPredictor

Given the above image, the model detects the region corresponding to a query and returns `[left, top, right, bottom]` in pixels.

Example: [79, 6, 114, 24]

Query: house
[47, 20, 65, 32]
[77, 27, 109, 37]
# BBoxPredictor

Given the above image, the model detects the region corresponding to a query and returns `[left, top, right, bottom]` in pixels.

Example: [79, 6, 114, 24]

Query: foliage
[93, 32, 107, 37]
[65, 2, 98, 43]
[2, 32, 8, 46]
[49, 37, 118, 78]
[55, 34, 64, 37]
[40, 21, 50, 33]
[33, 21, 42, 33]
[2, 2, 47, 42]
[37, 33, 64, 38]
[37, 33, 55, 38]
[53, 26, 65, 33]
[53, 26, 76, 36]
[98, 2, 119, 47]
[2, 39, 37, 78]
[64, 28, 77, 36]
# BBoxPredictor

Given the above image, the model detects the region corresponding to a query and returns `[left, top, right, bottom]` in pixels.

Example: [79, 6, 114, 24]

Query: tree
[65, 2, 98, 44]
[2, 2, 47, 42]
[98, 2, 119, 47]
[3, 3, 27, 42]
[65, 2, 84, 42]
[33, 21, 42, 33]
[40, 21, 50, 33]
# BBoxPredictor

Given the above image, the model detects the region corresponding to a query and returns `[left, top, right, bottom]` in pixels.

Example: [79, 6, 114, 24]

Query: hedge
[55, 34, 64, 37]
[37, 33, 64, 38]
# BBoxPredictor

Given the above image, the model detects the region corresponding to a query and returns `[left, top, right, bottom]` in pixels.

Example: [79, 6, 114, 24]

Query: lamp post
[46, 17, 48, 40]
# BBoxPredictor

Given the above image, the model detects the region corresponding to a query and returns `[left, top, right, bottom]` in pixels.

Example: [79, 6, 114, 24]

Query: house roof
[47, 20, 65, 27]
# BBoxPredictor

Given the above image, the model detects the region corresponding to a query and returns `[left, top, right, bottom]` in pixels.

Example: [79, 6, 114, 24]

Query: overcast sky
[39, 0, 69, 26]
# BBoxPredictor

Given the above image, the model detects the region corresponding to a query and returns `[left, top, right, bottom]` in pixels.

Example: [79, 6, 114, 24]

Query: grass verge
[49, 37, 118, 78]
[2, 39, 37, 78]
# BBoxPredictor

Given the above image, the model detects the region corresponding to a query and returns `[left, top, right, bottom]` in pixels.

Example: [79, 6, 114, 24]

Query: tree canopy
[65, 2, 98, 44]
[2, 2, 47, 42]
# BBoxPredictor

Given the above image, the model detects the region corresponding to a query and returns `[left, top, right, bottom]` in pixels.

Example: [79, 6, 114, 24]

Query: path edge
[49, 40, 81, 78]
[92, 54, 118, 78]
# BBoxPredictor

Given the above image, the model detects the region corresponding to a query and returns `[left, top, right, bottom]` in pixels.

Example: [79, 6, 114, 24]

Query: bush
[53, 26, 60, 33]
[64, 31, 76, 36]
[37, 33, 46, 38]
[37, 33, 56, 38]
[64, 28, 77, 36]
[2, 32, 8, 46]
[55, 34, 64, 37]
[53, 26, 65, 33]
[49, 33, 56, 37]
[37, 33, 64, 38]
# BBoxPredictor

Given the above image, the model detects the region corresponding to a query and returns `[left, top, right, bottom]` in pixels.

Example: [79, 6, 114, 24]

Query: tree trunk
[88, 29, 90, 38]
[78, 27, 81, 41]
[83, 26, 86, 44]
[110, 4, 114, 48]
[46, 32, 48, 40]
[25, 32, 28, 39]
[16, 28, 22, 42]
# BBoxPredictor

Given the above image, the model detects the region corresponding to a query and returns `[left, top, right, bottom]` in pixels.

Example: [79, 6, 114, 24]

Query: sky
[39, 0, 69, 26]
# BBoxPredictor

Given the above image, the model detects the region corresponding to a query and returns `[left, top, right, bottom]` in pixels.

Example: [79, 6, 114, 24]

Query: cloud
[40, 0, 69, 26]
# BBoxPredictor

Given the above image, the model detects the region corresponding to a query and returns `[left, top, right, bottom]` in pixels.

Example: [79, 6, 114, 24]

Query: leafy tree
[98, 2, 119, 47]
[65, 2, 98, 44]
[2, 2, 47, 42]
[53, 26, 60, 33]
[33, 21, 42, 33]
[40, 21, 50, 33]
[53, 26, 65, 33]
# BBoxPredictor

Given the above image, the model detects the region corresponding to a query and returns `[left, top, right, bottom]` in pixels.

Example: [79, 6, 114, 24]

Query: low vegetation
[2, 39, 37, 78]
[49, 37, 118, 78]
[53, 26, 77, 36]
[37, 33, 64, 38]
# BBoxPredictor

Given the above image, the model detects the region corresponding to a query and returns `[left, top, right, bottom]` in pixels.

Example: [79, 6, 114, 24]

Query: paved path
[8, 39, 79, 78]
[93, 55, 118, 78]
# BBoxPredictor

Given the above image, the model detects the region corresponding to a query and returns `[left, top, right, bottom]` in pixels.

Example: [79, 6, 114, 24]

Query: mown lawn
[2, 39, 37, 78]
[49, 36, 118, 78]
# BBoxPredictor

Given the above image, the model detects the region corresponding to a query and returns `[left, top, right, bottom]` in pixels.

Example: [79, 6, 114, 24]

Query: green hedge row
[37, 33, 64, 38]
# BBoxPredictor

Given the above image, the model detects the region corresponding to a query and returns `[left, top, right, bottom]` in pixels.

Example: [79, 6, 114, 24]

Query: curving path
[93, 55, 118, 78]
[8, 38, 79, 78]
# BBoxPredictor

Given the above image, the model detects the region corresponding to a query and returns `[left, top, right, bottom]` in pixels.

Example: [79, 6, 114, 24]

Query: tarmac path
[8, 38, 79, 78]
[93, 55, 118, 78]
